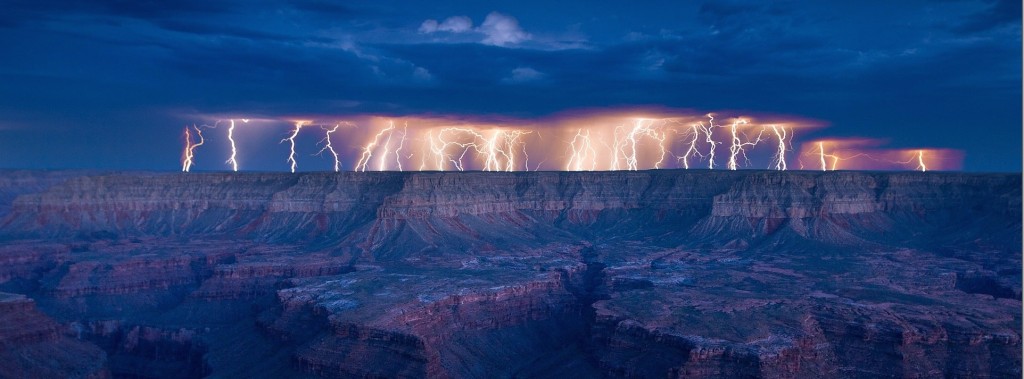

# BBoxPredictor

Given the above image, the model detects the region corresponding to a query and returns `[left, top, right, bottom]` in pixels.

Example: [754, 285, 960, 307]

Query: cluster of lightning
[419, 127, 531, 171]
[179, 114, 956, 172]
[563, 114, 781, 172]
[802, 141, 934, 172]
[674, 115, 718, 170]
[355, 120, 410, 172]
[609, 119, 668, 170]
[725, 119, 766, 170]
[566, 129, 598, 171]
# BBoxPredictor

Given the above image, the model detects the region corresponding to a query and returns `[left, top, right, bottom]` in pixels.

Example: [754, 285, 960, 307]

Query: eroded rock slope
[0, 170, 1019, 378]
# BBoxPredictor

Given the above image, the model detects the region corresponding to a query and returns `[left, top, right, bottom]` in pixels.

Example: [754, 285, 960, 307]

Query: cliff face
[0, 292, 110, 379]
[0, 170, 1018, 378]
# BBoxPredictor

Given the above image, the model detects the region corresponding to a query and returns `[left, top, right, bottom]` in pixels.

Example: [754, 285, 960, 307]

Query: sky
[0, 0, 1020, 172]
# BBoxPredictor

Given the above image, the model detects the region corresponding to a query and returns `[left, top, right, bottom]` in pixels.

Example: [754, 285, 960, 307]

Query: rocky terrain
[0, 170, 1019, 378]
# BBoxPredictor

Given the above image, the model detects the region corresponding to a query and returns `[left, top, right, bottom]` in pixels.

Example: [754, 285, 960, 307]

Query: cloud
[954, 0, 1022, 33]
[479, 12, 531, 46]
[418, 12, 530, 46]
[503, 67, 544, 83]
[419, 15, 473, 33]
[412, 66, 434, 82]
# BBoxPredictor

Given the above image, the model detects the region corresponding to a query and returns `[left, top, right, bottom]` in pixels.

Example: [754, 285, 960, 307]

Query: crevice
[566, 245, 610, 375]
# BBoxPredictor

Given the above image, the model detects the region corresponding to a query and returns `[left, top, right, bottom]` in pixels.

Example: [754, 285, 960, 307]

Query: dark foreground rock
[0, 170, 1019, 378]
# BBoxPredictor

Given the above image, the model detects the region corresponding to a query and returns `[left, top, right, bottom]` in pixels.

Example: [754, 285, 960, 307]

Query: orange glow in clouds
[182, 109, 962, 172]
[797, 139, 963, 171]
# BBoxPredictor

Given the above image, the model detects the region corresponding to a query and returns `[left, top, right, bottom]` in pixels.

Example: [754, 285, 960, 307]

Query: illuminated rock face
[0, 170, 1019, 378]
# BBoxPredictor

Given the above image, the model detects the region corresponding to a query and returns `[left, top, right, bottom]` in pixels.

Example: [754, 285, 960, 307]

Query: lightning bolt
[893, 149, 929, 172]
[808, 141, 867, 171]
[394, 124, 408, 172]
[282, 121, 306, 173]
[425, 131, 449, 171]
[356, 121, 396, 172]
[376, 121, 396, 171]
[818, 141, 828, 171]
[316, 124, 341, 172]
[702, 114, 718, 169]
[769, 125, 789, 171]
[567, 129, 598, 171]
[892, 149, 933, 172]
[181, 125, 204, 172]
[224, 119, 248, 172]
[427, 127, 530, 171]
[676, 125, 701, 169]
[435, 127, 482, 172]
[494, 130, 530, 171]
[523, 130, 534, 171]
[725, 119, 765, 170]
[610, 119, 667, 171]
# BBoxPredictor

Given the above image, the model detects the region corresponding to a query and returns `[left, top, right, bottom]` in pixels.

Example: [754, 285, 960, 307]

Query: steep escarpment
[0, 292, 110, 379]
[3, 171, 1018, 248]
[0, 170, 1018, 378]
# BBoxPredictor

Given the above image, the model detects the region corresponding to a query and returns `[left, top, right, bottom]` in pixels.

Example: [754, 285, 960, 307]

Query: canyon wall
[0, 170, 1018, 378]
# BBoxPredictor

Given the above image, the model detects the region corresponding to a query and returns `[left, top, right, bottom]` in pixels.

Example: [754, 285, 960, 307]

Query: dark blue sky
[0, 0, 1020, 171]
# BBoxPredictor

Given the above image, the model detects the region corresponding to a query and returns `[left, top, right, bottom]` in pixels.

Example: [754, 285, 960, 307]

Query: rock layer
[0, 170, 1018, 378]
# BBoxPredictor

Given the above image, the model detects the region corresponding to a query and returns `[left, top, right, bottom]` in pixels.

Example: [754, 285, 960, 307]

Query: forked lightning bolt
[702, 114, 718, 169]
[317, 124, 341, 172]
[769, 125, 789, 171]
[182, 125, 204, 172]
[393, 124, 408, 172]
[677, 124, 702, 170]
[282, 121, 306, 173]
[566, 129, 598, 171]
[610, 119, 668, 171]
[182, 113, 952, 172]
[428, 127, 530, 171]
[725, 119, 765, 170]
[356, 121, 396, 172]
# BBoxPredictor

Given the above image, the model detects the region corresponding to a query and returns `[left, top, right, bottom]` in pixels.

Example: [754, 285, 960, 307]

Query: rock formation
[0, 170, 1019, 378]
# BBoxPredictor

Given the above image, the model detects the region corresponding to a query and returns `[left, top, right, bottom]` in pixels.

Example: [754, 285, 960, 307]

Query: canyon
[0, 170, 1019, 378]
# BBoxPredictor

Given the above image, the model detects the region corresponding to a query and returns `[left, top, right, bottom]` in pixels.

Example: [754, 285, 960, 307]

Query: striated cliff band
[0, 170, 1019, 378]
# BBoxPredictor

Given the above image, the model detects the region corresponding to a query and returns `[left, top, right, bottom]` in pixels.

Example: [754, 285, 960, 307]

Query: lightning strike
[225, 120, 239, 172]
[282, 121, 306, 173]
[806, 141, 868, 171]
[185, 112, 956, 172]
[376, 121, 396, 171]
[567, 129, 598, 171]
[394, 124, 408, 172]
[181, 125, 204, 172]
[725, 119, 765, 170]
[703, 114, 718, 169]
[356, 121, 396, 172]
[676, 125, 702, 170]
[427, 127, 530, 172]
[818, 141, 829, 171]
[610, 119, 668, 171]
[316, 125, 341, 172]
[769, 125, 789, 171]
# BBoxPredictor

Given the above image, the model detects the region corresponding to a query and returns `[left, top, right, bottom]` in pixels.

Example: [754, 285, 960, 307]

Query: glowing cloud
[798, 139, 962, 171]
[180, 109, 960, 172]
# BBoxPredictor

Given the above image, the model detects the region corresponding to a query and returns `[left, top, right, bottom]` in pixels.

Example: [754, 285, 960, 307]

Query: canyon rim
[0, 170, 1020, 378]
